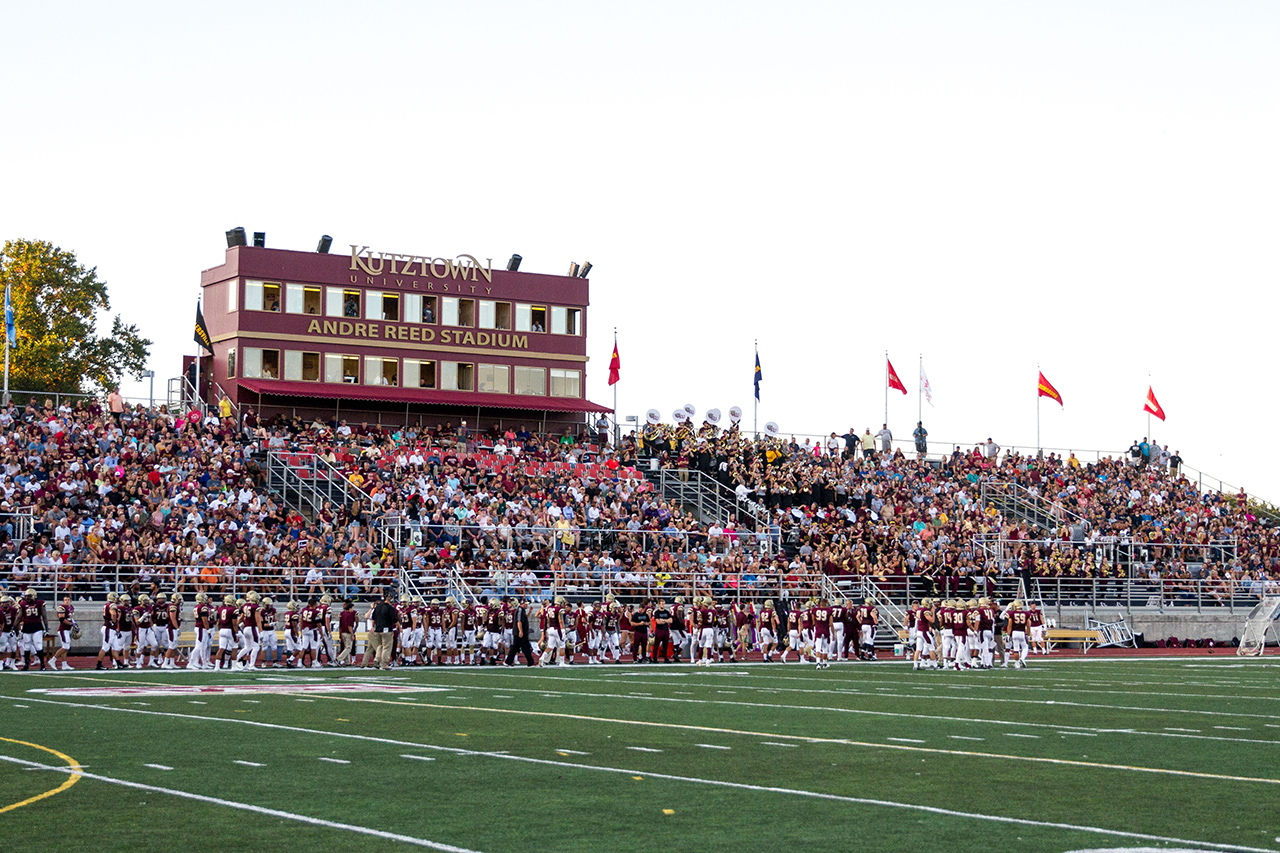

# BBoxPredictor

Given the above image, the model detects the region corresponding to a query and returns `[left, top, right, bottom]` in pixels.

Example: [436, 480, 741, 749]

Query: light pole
[142, 370, 155, 411]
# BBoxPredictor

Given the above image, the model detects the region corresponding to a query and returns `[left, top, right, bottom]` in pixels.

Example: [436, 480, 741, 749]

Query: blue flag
[753, 349, 762, 401]
[4, 284, 14, 347]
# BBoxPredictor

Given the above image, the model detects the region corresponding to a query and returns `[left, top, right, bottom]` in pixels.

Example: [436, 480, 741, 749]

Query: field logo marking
[0, 737, 83, 815]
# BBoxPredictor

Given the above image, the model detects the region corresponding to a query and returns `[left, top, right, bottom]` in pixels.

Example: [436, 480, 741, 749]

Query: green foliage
[0, 238, 151, 395]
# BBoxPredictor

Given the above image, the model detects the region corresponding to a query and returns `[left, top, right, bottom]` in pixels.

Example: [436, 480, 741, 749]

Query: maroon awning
[237, 378, 612, 414]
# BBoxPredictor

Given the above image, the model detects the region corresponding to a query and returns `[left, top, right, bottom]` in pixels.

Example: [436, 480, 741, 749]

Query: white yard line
[1005, 733, 1040, 739]
[144, 763, 173, 770]
[626, 747, 663, 753]
[1215, 726, 1251, 731]
[760, 742, 798, 748]
[317, 757, 350, 764]
[233, 760, 264, 767]
[886, 737, 925, 743]
[949, 736, 985, 742]
[695, 744, 731, 750]
[1058, 732, 1098, 737]
[401, 754, 436, 762]
[0, 754, 483, 852]
[555, 749, 591, 755]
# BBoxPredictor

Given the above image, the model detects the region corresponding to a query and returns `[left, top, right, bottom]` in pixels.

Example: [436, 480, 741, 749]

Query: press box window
[550, 306, 581, 336]
[403, 359, 436, 389]
[286, 284, 322, 315]
[324, 354, 360, 384]
[550, 368, 581, 398]
[477, 364, 509, 394]
[242, 347, 280, 380]
[403, 294, 438, 324]
[284, 350, 320, 382]
[226, 350, 236, 379]
[245, 281, 282, 313]
[442, 297, 475, 327]
[227, 280, 238, 312]
[326, 287, 361, 318]
[441, 361, 474, 392]
[365, 291, 400, 322]
[514, 366, 545, 396]
[479, 301, 512, 330]
[364, 356, 398, 386]
[515, 304, 547, 333]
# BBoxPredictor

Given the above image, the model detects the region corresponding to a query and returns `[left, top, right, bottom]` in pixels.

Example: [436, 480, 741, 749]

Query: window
[403, 359, 436, 389]
[228, 280, 237, 312]
[515, 304, 547, 333]
[286, 284, 322, 315]
[441, 297, 475, 327]
[324, 353, 360, 384]
[284, 350, 320, 382]
[441, 361, 474, 392]
[476, 364, 509, 394]
[479, 300, 512, 330]
[364, 291, 400, 322]
[326, 287, 361, 318]
[226, 350, 236, 379]
[364, 356, 398, 386]
[550, 368, 581, 398]
[242, 347, 281, 380]
[550, 306, 581, 335]
[245, 281, 282, 313]
[513, 366, 545, 396]
[404, 293, 437, 324]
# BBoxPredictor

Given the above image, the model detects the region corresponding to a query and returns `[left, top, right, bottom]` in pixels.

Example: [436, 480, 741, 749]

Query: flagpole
[753, 339, 758, 440]
[883, 350, 888, 426]
[612, 327, 618, 448]
[1147, 370, 1151, 445]
[194, 296, 202, 412]
[917, 353, 922, 424]
[1036, 365, 1041, 456]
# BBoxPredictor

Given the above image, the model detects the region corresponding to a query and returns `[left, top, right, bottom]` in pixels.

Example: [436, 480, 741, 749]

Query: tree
[0, 239, 151, 396]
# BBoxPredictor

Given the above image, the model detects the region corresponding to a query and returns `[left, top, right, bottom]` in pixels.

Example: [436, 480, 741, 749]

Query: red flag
[1037, 371, 1063, 406]
[1144, 386, 1166, 421]
[886, 358, 907, 395]
[608, 338, 621, 386]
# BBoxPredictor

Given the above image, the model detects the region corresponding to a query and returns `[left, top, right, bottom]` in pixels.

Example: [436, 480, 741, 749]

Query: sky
[1, 2, 1276, 499]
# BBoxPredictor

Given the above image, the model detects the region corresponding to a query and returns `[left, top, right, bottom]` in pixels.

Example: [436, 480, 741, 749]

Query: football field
[2, 657, 1279, 852]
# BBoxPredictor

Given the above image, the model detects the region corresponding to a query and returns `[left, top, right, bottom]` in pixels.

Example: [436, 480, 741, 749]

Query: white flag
[920, 362, 933, 406]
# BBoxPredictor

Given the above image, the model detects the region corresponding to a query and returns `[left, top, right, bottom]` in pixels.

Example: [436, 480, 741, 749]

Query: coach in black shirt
[365, 589, 398, 670]
[505, 598, 536, 667]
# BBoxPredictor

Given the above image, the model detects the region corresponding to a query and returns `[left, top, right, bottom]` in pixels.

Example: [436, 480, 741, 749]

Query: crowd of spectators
[0, 393, 1274, 608]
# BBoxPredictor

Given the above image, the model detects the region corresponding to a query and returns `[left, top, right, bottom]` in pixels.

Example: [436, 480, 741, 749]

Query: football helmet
[23, 588, 36, 599]
[261, 597, 273, 607]
[171, 593, 183, 603]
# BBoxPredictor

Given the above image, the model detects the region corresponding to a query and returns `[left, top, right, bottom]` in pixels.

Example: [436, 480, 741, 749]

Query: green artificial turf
[1, 658, 1278, 853]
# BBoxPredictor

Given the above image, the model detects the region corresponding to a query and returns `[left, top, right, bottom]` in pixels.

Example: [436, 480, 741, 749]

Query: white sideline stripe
[887, 738, 925, 744]
[556, 749, 591, 755]
[695, 744, 731, 750]
[395, 679, 1280, 747]
[295, 699, 314, 702]
[1059, 732, 1098, 737]
[144, 763, 173, 770]
[949, 736, 984, 742]
[317, 757, 350, 764]
[0, 755, 484, 852]
[760, 742, 797, 748]
[15, 700, 1280, 852]
[401, 754, 436, 762]
[1166, 727, 1201, 732]
[12, 704, 28, 708]
[189, 701, 208, 705]
[491, 695, 512, 699]
[1215, 726, 1251, 731]
[23, 694, 1280, 789]
[243, 700, 261, 704]
[233, 760, 264, 767]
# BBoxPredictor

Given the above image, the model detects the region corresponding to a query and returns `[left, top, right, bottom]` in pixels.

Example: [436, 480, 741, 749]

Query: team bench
[1046, 628, 1101, 653]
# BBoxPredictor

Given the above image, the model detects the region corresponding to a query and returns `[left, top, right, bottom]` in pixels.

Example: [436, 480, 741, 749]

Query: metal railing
[969, 536, 1238, 577]
[639, 464, 770, 533]
[981, 480, 1089, 535]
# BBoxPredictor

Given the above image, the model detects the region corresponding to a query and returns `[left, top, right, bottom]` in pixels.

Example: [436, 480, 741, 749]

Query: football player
[189, 593, 214, 670]
[317, 595, 337, 666]
[259, 596, 280, 666]
[17, 589, 48, 671]
[1, 594, 20, 670]
[911, 598, 937, 670]
[214, 594, 240, 670]
[283, 600, 303, 667]
[112, 593, 133, 669]
[757, 599, 779, 662]
[132, 593, 157, 669]
[858, 598, 879, 662]
[159, 593, 182, 670]
[1002, 599, 1030, 668]
[399, 595, 420, 667]
[235, 591, 263, 670]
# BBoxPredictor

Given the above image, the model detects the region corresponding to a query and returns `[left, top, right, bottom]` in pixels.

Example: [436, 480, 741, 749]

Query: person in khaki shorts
[363, 589, 397, 669]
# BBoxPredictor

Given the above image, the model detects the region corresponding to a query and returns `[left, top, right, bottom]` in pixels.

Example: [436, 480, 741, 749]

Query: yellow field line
[312, 695, 1280, 787]
[0, 737, 83, 814]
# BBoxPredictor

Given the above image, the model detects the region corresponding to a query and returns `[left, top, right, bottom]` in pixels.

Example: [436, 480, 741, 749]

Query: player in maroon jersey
[693, 597, 717, 666]
[1, 594, 21, 670]
[316, 595, 337, 666]
[235, 591, 263, 670]
[571, 603, 592, 665]
[189, 592, 214, 670]
[829, 599, 847, 662]
[17, 589, 49, 671]
[650, 598, 673, 663]
[949, 600, 969, 671]
[398, 595, 420, 666]
[810, 598, 833, 669]
[214, 594, 240, 670]
[94, 592, 119, 671]
[856, 598, 878, 661]
[114, 593, 134, 669]
[283, 601, 303, 667]
[132, 593, 156, 669]
[911, 599, 937, 670]
[336, 599, 359, 666]
[158, 593, 181, 669]
[1003, 600, 1029, 668]
[1029, 601, 1048, 655]
[259, 596, 280, 667]
[52, 595, 76, 671]
[756, 600, 779, 662]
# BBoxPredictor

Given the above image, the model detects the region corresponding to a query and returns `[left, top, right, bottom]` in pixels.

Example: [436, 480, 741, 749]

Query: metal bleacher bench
[1046, 628, 1101, 653]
